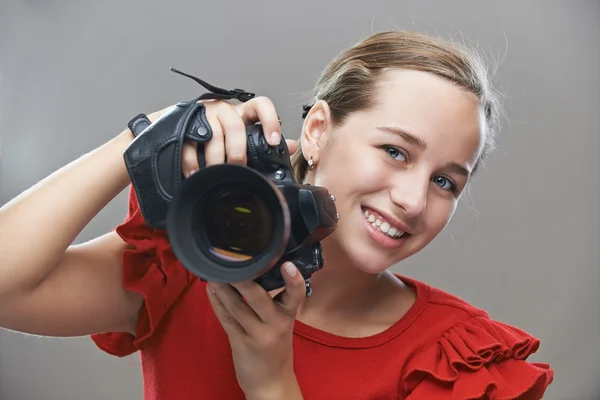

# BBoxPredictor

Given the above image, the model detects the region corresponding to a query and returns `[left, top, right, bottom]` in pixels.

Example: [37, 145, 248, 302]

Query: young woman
[0, 31, 553, 399]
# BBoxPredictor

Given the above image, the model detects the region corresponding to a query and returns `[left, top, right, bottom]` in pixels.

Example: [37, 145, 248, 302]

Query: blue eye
[432, 175, 456, 192]
[384, 146, 407, 162]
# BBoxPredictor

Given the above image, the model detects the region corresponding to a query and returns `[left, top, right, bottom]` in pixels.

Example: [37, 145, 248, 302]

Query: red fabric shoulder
[90, 186, 194, 357]
[402, 314, 554, 399]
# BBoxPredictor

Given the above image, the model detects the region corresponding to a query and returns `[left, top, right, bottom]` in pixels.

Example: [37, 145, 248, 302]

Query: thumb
[275, 262, 307, 316]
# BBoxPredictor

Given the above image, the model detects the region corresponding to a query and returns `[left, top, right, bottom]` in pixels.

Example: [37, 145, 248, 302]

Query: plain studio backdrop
[0, 1, 598, 399]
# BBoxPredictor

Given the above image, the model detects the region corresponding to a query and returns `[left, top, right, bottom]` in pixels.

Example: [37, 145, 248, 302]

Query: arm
[245, 377, 304, 400]
[0, 232, 142, 336]
[0, 93, 287, 341]
[0, 128, 142, 336]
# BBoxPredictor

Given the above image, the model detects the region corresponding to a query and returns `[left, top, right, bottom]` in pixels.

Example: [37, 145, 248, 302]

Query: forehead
[366, 69, 485, 164]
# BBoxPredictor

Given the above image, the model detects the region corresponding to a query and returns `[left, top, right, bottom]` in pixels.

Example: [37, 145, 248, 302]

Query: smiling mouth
[361, 207, 409, 240]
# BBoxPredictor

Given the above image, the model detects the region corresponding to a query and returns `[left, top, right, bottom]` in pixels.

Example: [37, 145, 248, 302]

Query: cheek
[316, 145, 385, 192]
[424, 197, 458, 236]
[316, 164, 384, 216]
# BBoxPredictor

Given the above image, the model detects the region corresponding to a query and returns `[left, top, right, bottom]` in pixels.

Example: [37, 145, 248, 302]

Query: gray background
[1, 0, 598, 399]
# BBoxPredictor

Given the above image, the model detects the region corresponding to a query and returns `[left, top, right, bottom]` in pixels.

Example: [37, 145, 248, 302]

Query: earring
[308, 155, 315, 170]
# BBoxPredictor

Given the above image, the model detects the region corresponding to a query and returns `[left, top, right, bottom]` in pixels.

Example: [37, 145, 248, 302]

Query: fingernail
[284, 262, 297, 277]
[270, 131, 281, 144]
[186, 169, 197, 178]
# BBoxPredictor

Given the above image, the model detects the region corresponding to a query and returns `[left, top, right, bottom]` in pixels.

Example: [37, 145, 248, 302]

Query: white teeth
[363, 208, 405, 239]
[380, 222, 390, 233]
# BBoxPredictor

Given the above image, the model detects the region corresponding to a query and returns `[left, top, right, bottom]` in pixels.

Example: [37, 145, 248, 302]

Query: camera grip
[124, 101, 213, 229]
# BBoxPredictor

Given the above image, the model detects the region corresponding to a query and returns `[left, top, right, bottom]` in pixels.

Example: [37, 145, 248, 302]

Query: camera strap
[170, 67, 256, 103]
[127, 67, 256, 139]
[124, 68, 256, 228]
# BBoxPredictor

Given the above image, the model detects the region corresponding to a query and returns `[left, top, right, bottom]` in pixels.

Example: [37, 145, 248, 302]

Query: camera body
[124, 100, 338, 294]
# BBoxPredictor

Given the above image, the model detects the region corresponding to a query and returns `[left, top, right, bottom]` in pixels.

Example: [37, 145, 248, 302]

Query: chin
[324, 206, 419, 275]
[326, 236, 389, 275]
[350, 250, 395, 274]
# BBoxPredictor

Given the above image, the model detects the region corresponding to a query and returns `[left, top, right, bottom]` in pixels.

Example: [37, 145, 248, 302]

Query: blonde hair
[291, 30, 502, 182]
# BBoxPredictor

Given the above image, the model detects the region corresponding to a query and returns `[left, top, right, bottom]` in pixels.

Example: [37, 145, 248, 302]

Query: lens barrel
[166, 163, 291, 283]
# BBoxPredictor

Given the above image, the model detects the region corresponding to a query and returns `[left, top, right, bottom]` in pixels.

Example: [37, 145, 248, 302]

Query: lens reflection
[202, 188, 273, 264]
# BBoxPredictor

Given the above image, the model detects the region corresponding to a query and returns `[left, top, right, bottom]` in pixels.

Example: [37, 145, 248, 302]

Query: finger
[268, 287, 285, 299]
[206, 284, 247, 338]
[181, 140, 199, 178]
[237, 96, 281, 146]
[274, 262, 307, 317]
[231, 280, 277, 323]
[208, 282, 261, 333]
[217, 103, 248, 165]
[285, 139, 298, 156]
[203, 114, 226, 166]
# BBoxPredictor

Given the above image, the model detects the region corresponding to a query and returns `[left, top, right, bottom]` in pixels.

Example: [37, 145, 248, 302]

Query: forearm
[0, 129, 134, 298]
[245, 376, 304, 400]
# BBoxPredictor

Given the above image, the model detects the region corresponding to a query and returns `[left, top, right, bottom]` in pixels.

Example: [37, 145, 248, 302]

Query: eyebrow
[377, 126, 428, 149]
[377, 126, 471, 178]
[445, 162, 471, 178]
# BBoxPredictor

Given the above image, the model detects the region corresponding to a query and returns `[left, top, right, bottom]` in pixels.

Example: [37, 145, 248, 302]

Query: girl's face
[302, 69, 485, 273]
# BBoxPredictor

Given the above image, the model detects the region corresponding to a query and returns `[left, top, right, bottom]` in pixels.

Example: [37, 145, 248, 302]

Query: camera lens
[197, 188, 273, 264]
[167, 164, 290, 283]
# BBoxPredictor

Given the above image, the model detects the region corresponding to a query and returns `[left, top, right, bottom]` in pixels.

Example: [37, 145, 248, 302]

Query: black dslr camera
[122, 68, 338, 295]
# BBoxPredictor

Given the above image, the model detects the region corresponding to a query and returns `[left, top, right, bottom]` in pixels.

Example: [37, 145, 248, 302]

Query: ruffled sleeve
[90, 185, 194, 357]
[402, 315, 554, 399]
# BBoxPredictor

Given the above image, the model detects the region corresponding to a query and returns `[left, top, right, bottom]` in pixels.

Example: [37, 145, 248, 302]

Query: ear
[300, 100, 332, 165]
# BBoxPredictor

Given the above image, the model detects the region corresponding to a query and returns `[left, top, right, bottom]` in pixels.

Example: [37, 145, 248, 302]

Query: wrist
[245, 375, 303, 400]
[117, 126, 136, 143]
[108, 129, 135, 187]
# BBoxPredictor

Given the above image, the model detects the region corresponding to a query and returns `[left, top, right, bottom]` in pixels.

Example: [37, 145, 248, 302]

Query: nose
[389, 176, 428, 219]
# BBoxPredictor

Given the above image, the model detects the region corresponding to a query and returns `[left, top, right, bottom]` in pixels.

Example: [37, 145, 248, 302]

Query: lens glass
[199, 188, 273, 264]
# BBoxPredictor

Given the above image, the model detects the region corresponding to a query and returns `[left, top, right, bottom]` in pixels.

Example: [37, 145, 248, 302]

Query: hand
[206, 262, 307, 399]
[149, 97, 298, 177]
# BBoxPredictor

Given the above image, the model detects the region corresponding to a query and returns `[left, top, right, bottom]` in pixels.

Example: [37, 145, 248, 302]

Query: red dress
[91, 187, 554, 399]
